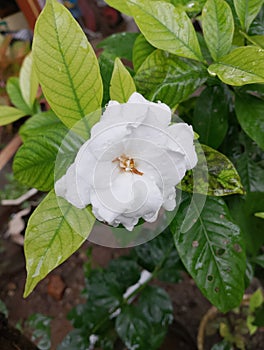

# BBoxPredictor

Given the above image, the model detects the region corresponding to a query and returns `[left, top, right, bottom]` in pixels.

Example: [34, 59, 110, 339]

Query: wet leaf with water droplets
[171, 193, 246, 312]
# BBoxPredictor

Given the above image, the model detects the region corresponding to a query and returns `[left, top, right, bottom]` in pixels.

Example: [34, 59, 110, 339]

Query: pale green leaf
[234, 0, 264, 32]
[202, 0, 234, 61]
[171, 194, 246, 312]
[19, 52, 38, 109]
[110, 57, 136, 103]
[235, 93, 264, 150]
[254, 212, 264, 219]
[24, 190, 95, 297]
[127, 0, 204, 61]
[0, 106, 26, 126]
[208, 46, 264, 85]
[104, 0, 131, 15]
[32, 0, 103, 129]
[6, 77, 31, 114]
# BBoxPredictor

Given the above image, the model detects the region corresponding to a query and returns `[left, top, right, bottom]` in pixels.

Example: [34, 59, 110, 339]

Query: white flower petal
[167, 123, 198, 169]
[55, 92, 197, 231]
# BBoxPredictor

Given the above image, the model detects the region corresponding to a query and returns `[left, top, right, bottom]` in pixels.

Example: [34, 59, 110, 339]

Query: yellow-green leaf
[208, 46, 264, 86]
[24, 190, 95, 297]
[0, 106, 26, 126]
[202, 0, 234, 61]
[127, 0, 204, 62]
[32, 0, 103, 129]
[110, 57, 136, 102]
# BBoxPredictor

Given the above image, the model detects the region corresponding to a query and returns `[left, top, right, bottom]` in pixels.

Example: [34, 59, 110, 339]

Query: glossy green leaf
[211, 340, 233, 350]
[110, 57, 136, 102]
[208, 46, 264, 85]
[193, 85, 229, 148]
[226, 193, 264, 256]
[234, 0, 264, 32]
[116, 286, 173, 350]
[231, 131, 264, 192]
[98, 52, 115, 107]
[6, 77, 31, 114]
[181, 144, 244, 196]
[127, 0, 204, 61]
[84, 257, 141, 309]
[132, 34, 155, 72]
[24, 190, 95, 297]
[134, 229, 182, 283]
[0, 106, 26, 126]
[202, 0, 234, 61]
[237, 83, 264, 99]
[134, 50, 207, 107]
[253, 254, 264, 267]
[104, 0, 131, 15]
[171, 193, 246, 312]
[235, 93, 264, 150]
[19, 52, 38, 109]
[97, 32, 139, 61]
[32, 0, 103, 128]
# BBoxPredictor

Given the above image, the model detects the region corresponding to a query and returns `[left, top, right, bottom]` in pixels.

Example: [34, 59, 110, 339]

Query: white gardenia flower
[55, 92, 197, 231]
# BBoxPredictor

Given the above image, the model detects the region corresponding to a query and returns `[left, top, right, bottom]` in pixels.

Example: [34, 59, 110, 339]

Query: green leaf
[32, 0, 103, 128]
[134, 229, 183, 283]
[19, 52, 38, 110]
[134, 50, 208, 107]
[202, 0, 234, 61]
[231, 131, 264, 192]
[19, 110, 66, 142]
[241, 32, 264, 48]
[28, 313, 52, 350]
[116, 286, 173, 350]
[211, 340, 234, 350]
[110, 57, 136, 102]
[0, 105, 26, 126]
[181, 144, 244, 196]
[252, 254, 264, 267]
[249, 288, 263, 312]
[226, 192, 264, 256]
[97, 32, 139, 61]
[208, 46, 264, 85]
[127, 0, 204, 61]
[24, 190, 95, 297]
[234, 0, 264, 32]
[171, 193, 246, 312]
[6, 77, 32, 114]
[13, 128, 67, 191]
[255, 212, 264, 219]
[193, 85, 229, 148]
[104, 0, 131, 15]
[235, 93, 264, 150]
[98, 51, 115, 107]
[132, 34, 155, 72]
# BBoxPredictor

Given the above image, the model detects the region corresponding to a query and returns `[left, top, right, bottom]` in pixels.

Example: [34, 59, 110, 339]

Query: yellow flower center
[113, 154, 143, 176]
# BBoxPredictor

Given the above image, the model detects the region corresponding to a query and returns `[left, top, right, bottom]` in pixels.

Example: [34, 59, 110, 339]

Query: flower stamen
[113, 154, 143, 176]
